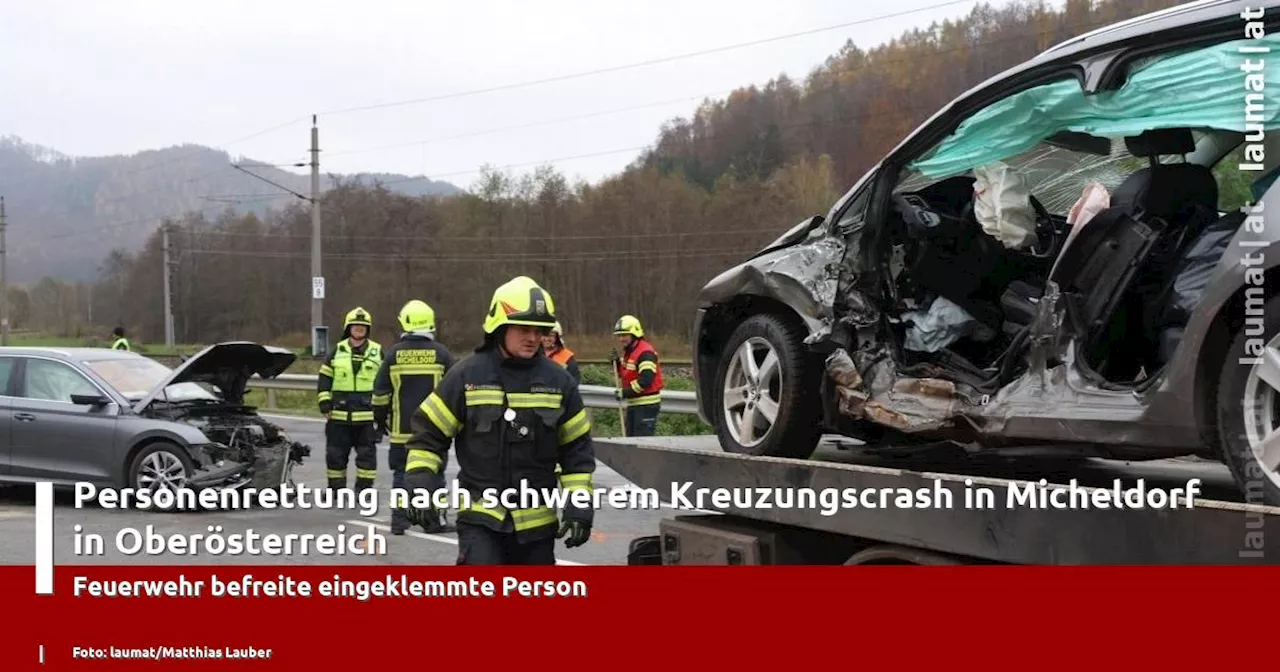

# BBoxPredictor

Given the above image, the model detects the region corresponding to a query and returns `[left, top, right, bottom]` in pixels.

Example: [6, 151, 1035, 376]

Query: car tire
[712, 313, 822, 459]
[128, 441, 196, 510]
[1216, 293, 1280, 508]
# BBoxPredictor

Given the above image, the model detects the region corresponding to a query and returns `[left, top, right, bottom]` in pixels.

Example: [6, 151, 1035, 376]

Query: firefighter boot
[391, 504, 409, 535]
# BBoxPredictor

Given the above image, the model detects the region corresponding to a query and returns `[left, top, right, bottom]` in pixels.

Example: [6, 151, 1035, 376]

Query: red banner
[1, 564, 1272, 668]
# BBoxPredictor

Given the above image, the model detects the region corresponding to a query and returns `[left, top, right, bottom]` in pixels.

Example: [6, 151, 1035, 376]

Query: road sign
[312, 277, 325, 300]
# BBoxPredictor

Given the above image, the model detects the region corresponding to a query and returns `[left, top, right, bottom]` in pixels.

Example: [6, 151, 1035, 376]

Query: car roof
[0, 346, 154, 363]
[1033, 0, 1252, 62]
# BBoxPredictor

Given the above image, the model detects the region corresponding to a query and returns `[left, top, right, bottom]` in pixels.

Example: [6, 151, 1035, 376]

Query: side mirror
[71, 393, 110, 407]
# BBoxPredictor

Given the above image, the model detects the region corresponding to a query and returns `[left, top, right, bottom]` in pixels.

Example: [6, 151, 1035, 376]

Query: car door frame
[0, 355, 20, 476]
[6, 354, 124, 484]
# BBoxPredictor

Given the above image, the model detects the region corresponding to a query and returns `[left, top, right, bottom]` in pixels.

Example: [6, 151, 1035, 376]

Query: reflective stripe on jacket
[317, 338, 383, 423]
[371, 335, 455, 444]
[405, 346, 595, 542]
[617, 338, 662, 406]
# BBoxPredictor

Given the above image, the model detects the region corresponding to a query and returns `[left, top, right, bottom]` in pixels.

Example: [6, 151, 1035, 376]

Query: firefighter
[541, 321, 581, 384]
[372, 299, 456, 535]
[316, 306, 384, 492]
[403, 276, 595, 565]
[111, 326, 130, 351]
[612, 314, 663, 437]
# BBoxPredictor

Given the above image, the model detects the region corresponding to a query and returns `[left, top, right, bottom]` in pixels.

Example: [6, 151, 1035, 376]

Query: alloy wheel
[1243, 333, 1280, 489]
[723, 336, 783, 448]
[138, 451, 189, 492]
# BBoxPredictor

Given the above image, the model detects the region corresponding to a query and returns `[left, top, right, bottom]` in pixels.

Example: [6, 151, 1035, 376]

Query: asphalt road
[0, 415, 681, 566]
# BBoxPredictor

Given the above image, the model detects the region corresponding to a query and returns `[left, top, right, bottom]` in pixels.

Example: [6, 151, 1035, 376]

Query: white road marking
[350, 519, 588, 566]
[262, 413, 325, 423]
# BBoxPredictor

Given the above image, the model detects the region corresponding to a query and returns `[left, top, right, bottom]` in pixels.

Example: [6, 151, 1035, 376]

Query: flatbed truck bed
[593, 435, 1279, 565]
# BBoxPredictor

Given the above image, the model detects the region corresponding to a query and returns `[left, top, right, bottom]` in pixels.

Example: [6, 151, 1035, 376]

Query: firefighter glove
[404, 502, 433, 527]
[557, 519, 592, 548]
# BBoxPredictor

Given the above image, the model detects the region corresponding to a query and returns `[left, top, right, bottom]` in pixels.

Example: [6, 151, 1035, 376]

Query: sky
[0, 0, 1040, 191]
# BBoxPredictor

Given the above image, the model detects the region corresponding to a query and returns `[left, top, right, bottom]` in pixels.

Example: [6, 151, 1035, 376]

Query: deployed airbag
[903, 296, 997, 353]
[910, 34, 1280, 178]
[972, 161, 1038, 249]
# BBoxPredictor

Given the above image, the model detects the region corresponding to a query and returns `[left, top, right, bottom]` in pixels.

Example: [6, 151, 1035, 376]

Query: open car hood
[132, 341, 297, 412]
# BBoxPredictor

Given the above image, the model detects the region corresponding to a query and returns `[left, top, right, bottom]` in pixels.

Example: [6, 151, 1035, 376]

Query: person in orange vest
[611, 314, 663, 436]
[541, 321, 581, 384]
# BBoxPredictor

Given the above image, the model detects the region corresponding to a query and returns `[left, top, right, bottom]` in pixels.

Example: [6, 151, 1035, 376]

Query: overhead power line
[32, 14, 1078, 235]
[18, 14, 1115, 250]
[20, 98, 946, 247]
[315, 0, 977, 117]
[323, 92, 728, 159]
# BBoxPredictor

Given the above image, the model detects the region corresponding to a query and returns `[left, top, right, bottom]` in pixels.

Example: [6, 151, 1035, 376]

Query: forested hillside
[0, 137, 461, 282]
[18, 0, 1198, 352]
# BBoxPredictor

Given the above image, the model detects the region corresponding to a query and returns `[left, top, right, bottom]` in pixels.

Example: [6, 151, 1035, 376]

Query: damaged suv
[0, 342, 310, 493]
[692, 1, 1280, 505]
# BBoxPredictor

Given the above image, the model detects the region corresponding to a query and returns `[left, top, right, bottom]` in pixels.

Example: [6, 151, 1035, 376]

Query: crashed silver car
[0, 342, 310, 492]
[691, 1, 1280, 505]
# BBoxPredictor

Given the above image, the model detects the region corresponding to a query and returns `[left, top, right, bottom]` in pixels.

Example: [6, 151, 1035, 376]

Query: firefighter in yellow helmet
[372, 299, 456, 535]
[403, 276, 595, 564]
[612, 314, 663, 436]
[316, 306, 384, 492]
[540, 321, 581, 384]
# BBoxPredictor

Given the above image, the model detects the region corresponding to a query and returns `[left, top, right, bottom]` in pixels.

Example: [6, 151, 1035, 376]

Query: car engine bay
[146, 401, 311, 488]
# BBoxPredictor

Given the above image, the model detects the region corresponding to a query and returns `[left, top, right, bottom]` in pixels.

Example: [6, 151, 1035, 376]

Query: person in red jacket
[611, 314, 663, 436]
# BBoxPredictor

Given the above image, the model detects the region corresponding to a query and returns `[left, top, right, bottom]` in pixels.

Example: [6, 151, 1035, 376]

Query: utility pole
[162, 221, 174, 349]
[0, 196, 8, 346]
[310, 115, 325, 357]
[227, 124, 321, 355]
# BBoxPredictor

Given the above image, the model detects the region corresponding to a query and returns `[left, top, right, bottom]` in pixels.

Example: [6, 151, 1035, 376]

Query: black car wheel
[128, 441, 195, 498]
[712, 313, 822, 459]
[1217, 294, 1280, 507]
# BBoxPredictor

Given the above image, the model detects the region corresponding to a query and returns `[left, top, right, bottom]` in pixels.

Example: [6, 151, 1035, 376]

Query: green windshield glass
[910, 33, 1280, 179]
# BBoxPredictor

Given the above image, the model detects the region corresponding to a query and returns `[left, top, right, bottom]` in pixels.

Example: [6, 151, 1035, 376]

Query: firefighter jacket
[616, 338, 663, 406]
[404, 345, 595, 542]
[112, 338, 130, 351]
[371, 334, 456, 444]
[317, 338, 384, 423]
[546, 344, 581, 384]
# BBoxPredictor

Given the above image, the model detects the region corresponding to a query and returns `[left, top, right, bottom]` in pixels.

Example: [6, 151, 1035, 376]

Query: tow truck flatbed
[594, 435, 1277, 565]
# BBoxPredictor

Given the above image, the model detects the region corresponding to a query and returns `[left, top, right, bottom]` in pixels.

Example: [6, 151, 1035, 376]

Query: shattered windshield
[897, 32, 1280, 210]
[86, 357, 220, 402]
[898, 135, 1190, 214]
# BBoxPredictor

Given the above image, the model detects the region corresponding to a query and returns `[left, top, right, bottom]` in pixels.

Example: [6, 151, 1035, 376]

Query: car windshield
[897, 134, 1203, 214]
[897, 33, 1280, 212]
[84, 357, 220, 403]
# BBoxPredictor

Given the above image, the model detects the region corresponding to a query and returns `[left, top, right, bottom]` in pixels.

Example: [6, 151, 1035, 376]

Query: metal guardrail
[247, 373, 700, 415]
